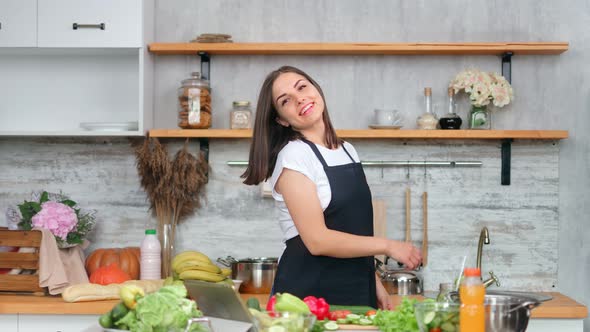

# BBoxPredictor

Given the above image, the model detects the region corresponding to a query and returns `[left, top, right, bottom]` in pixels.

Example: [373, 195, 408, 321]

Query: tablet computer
[184, 279, 254, 324]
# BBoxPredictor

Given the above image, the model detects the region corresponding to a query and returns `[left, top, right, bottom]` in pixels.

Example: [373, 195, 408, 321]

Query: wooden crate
[0, 227, 46, 294]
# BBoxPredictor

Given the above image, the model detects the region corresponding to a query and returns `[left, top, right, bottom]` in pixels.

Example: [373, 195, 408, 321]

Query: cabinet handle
[72, 23, 105, 30]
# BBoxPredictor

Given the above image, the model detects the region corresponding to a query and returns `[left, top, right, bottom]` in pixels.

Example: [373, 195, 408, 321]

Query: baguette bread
[62, 279, 165, 302]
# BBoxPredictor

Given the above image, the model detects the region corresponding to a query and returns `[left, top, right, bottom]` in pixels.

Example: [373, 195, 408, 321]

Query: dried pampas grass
[134, 137, 208, 239]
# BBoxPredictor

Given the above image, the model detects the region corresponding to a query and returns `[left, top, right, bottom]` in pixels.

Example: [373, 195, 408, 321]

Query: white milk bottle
[140, 229, 161, 280]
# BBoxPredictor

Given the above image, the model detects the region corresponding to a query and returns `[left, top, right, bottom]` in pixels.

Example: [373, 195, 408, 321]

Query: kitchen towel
[35, 227, 89, 295]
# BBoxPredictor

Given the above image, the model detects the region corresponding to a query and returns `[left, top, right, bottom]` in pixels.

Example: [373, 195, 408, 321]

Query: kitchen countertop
[0, 292, 586, 319]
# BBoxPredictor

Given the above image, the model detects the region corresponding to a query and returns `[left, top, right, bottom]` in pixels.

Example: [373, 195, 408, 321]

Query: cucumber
[358, 318, 373, 326]
[267, 326, 287, 332]
[324, 321, 339, 331]
[345, 313, 361, 325]
[336, 318, 349, 324]
[246, 297, 262, 311]
[424, 311, 436, 324]
[345, 314, 361, 320]
[441, 321, 457, 332]
[98, 312, 113, 328]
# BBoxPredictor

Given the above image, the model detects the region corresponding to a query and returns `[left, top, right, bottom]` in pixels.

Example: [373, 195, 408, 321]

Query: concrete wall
[0, 0, 587, 329]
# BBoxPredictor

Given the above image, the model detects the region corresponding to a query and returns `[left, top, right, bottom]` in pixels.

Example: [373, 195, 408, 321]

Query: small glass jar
[230, 101, 252, 129]
[416, 87, 439, 130]
[177, 72, 211, 129]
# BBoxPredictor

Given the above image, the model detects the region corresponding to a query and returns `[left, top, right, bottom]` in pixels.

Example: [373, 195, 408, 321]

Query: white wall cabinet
[0, 0, 153, 136]
[0, 0, 37, 47]
[38, 0, 141, 48]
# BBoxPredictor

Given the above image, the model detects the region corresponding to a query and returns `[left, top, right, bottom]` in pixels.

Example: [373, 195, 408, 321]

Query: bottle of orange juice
[460, 267, 485, 332]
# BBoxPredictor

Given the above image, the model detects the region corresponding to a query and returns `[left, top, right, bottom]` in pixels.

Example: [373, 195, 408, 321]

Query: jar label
[188, 88, 201, 124]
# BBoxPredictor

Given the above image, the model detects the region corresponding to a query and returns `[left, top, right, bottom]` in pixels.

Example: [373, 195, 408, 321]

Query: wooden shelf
[148, 42, 569, 56]
[149, 129, 568, 140]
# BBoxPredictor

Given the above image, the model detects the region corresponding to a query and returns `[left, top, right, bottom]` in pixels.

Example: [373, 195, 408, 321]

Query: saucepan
[375, 257, 423, 295]
[217, 256, 278, 294]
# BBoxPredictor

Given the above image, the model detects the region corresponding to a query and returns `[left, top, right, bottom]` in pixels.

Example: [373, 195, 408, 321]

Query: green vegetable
[110, 302, 129, 323]
[99, 284, 207, 332]
[324, 321, 339, 331]
[328, 305, 376, 315]
[441, 321, 456, 332]
[120, 284, 144, 310]
[114, 310, 138, 330]
[424, 311, 436, 324]
[274, 293, 311, 314]
[336, 318, 348, 324]
[135, 287, 200, 330]
[98, 312, 113, 328]
[358, 318, 373, 326]
[373, 297, 419, 332]
[246, 297, 262, 311]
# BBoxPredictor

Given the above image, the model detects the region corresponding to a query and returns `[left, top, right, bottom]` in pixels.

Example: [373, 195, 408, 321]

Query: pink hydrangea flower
[31, 201, 77, 240]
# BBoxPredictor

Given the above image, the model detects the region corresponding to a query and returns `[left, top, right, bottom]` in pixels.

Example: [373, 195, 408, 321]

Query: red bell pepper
[303, 296, 330, 321]
[266, 295, 277, 313]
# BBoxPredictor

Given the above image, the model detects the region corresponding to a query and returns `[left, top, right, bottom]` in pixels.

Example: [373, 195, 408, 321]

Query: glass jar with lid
[230, 101, 253, 129]
[177, 72, 211, 129]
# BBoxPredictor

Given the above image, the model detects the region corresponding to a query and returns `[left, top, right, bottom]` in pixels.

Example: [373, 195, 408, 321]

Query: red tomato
[365, 309, 377, 316]
[429, 328, 442, 332]
[328, 310, 351, 321]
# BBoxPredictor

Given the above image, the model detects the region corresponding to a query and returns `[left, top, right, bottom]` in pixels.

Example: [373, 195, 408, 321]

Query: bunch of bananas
[172, 250, 232, 282]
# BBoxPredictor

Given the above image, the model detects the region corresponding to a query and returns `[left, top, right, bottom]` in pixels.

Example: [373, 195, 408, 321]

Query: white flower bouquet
[449, 69, 514, 108]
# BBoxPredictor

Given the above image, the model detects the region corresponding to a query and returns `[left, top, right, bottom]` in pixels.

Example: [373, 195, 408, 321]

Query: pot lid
[238, 257, 278, 263]
[383, 271, 419, 281]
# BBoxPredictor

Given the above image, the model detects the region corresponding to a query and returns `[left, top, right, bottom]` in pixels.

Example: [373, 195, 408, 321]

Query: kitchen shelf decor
[147, 41, 568, 185]
[148, 129, 568, 140]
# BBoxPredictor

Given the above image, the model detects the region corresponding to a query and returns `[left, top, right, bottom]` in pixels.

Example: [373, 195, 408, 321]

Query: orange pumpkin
[89, 262, 131, 285]
[85, 247, 141, 280]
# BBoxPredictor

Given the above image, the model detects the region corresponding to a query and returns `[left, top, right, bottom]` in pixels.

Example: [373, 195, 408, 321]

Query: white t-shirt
[269, 139, 360, 243]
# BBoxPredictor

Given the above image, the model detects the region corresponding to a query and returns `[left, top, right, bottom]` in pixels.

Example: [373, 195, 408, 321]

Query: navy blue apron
[272, 139, 377, 307]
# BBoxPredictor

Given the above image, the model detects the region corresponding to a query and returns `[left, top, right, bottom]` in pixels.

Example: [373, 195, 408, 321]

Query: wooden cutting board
[372, 199, 386, 263]
[338, 324, 378, 330]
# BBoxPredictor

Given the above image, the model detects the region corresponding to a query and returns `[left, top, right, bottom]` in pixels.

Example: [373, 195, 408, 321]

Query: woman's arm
[375, 273, 393, 310]
[276, 168, 422, 269]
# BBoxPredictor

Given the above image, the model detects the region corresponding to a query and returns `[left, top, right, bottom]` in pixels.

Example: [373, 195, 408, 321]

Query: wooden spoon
[399, 188, 412, 267]
[422, 192, 428, 267]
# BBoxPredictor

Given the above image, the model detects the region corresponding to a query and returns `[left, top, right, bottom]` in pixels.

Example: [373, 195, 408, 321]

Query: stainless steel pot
[375, 258, 423, 295]
[217, 256, 277, 294]
[484, 291, 550, 332]
[449, 290, 551, 332]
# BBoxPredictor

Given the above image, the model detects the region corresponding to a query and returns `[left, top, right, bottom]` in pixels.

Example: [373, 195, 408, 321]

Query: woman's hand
[375, 274, 393, 310]
[387, 240, 422, 270]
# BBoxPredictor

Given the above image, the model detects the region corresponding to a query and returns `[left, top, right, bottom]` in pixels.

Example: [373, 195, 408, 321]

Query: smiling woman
[240, 66, 422, 309]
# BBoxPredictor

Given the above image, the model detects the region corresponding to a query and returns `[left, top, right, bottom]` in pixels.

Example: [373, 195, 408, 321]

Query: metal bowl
[217, 256, 278, 294]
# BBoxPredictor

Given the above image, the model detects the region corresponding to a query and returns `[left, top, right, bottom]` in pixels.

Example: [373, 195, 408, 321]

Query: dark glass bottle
[439, 87, 463, 129]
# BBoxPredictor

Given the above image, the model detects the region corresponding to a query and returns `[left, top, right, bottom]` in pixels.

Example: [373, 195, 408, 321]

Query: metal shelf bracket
[502, 51, 513, 83]
[199, 52, 210, 81]
[501, 139, 513, 185]
[200, 138, 210, 183]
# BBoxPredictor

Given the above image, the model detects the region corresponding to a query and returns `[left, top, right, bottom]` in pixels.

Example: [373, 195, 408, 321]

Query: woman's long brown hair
[241, 66, 340, 185]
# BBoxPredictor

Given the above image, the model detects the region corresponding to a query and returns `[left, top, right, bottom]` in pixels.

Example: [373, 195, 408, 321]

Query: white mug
[374, 109, 401, 125]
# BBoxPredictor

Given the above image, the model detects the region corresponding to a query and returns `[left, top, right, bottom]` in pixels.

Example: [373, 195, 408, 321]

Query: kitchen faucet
[476, 226, 501, 288]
